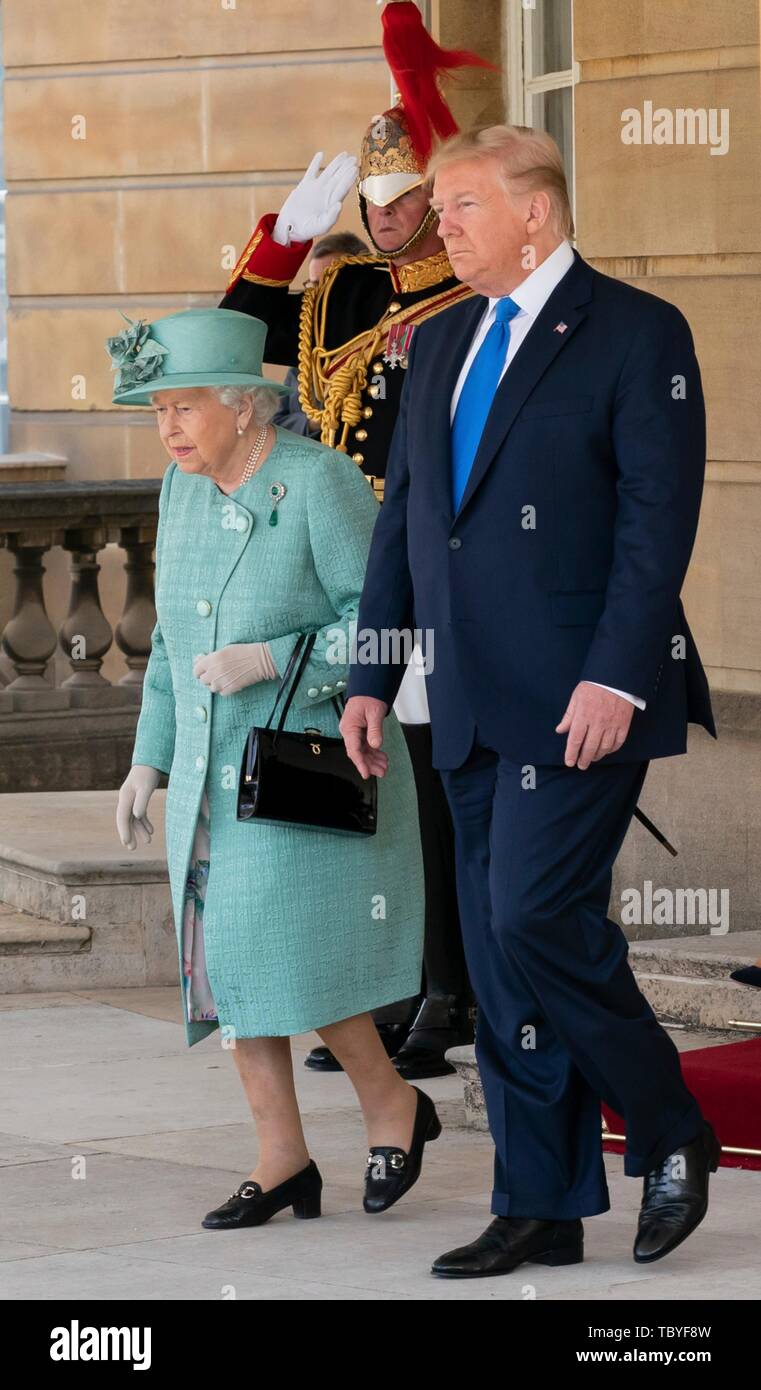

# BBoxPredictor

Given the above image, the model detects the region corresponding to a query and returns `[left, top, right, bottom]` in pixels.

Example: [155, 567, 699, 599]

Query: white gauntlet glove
[273, 150, 358, 246]
[193, 642, 277, 696]
[116, 764, 161, 850]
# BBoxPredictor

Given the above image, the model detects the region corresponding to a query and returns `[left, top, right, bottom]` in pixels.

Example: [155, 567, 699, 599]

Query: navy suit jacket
[346, 250, 716, 770]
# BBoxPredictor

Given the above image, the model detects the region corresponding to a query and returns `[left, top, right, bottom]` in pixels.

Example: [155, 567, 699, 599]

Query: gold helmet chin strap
[358, 190, 439, 258]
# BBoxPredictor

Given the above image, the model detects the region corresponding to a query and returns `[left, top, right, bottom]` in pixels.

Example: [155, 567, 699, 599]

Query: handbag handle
[264, 632, 317, 742]
[263, 633, 308, 730]
[265, 632, 346, 739]
[273, 632, 317, 737]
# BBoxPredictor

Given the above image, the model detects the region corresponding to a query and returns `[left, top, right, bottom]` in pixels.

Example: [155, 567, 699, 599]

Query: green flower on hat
[106, 313, 169, 390]
[107, 306, 290, 405]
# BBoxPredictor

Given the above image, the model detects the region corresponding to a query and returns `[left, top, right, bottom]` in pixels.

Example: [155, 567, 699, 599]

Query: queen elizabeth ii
[111, 307, 439, 1229]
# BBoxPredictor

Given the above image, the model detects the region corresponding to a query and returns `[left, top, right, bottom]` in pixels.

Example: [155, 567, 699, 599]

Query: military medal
[268, 481, 286, 526]
[383, 321, 414, 369]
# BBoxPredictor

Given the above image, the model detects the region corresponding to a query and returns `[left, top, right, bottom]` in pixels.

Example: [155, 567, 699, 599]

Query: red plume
[381, 0, 496, 164]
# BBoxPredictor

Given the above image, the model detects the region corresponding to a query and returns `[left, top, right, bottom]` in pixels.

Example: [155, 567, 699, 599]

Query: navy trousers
[440, 737, 704, 1220]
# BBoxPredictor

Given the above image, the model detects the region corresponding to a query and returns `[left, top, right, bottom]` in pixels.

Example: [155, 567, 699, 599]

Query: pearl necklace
[238, 425, 269, 485]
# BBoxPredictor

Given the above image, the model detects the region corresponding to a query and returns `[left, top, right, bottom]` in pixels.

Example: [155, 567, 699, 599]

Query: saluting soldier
[221, 111, 472, 497]
[219, 1, 491, 1078]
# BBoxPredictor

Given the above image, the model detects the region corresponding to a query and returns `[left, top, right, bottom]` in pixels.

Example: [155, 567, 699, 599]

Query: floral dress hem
[181, 784, 218, 1023]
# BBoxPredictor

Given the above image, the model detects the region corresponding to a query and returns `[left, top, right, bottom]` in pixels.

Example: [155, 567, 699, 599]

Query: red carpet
[602, 1036, 761, 1170]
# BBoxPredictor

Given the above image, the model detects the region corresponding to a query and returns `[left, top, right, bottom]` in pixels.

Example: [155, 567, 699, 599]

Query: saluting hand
[273, 150, 359, 246]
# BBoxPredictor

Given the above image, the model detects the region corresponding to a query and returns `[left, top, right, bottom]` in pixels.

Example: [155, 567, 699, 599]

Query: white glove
[117, 764, 161, 850]
[273, 150, 358, 246]
[193, 642, 277, 695]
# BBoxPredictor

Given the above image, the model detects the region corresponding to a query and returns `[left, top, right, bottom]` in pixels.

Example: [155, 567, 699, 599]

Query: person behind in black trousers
[271, 231, 370, 439]
[342, 122, 720, 1278]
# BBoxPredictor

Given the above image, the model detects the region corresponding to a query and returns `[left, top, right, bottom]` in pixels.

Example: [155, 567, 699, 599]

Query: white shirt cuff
[587, 681, 646, 711]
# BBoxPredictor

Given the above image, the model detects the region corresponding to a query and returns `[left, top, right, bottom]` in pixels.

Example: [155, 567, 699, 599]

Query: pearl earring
[237, 426, 244, 435]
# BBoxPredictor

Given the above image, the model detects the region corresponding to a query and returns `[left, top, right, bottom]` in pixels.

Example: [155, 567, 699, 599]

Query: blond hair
[426, 124, 574, 240]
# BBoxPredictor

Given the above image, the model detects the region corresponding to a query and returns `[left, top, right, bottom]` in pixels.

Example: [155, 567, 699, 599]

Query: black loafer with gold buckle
[201, 1159, 322, 1229]
[363, 1086, 442, 1214]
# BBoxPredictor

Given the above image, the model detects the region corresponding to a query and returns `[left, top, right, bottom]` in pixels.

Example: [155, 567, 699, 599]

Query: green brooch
[268, 482, 286, 526]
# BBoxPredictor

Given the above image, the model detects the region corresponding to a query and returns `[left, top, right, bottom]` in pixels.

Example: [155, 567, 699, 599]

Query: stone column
[1, 531, 69, 710]
[114, 526, 157, 695]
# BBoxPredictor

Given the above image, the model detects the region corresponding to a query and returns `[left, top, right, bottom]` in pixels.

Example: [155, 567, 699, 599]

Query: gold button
[388, 301, 401, 313]
[368, 385, 380, 399]
[362, 406, 373, 419]
[372, 361, 384, 373]
[352, 453, 364, 465]
[355, 429, 367, 441]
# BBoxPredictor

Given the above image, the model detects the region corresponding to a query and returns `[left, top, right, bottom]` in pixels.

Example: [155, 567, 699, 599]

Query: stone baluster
[59, 525, 117, 704]
[1, 532, 69, 709]
[114, 524, 157, 693]
[0, 479, 162, 722]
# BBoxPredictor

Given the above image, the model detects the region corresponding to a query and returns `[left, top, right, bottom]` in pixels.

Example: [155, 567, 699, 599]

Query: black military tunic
[220, 215, 472, 492]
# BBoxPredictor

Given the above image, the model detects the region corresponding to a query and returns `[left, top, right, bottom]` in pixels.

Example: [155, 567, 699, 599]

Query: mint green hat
[107, 307, 290, 405]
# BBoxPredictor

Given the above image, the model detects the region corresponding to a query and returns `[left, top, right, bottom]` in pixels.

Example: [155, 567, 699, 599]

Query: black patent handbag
[236, 633, 378, 836]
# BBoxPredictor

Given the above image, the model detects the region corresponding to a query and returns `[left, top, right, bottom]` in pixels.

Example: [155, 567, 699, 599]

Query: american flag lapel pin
[554, 321, 568, 334]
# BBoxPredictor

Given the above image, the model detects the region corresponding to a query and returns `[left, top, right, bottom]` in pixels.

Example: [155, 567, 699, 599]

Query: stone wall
[573, 0, 760, 933]
[574, 0, 761, 698]
[1, 1, 393, 679]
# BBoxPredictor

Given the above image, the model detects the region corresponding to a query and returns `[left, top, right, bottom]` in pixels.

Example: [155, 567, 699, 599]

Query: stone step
[628, 931, 761, 1031]
[0, 904, 93, 991]
[0, 906, 91, 955]
[629, 930, 761, 981]
[635, 971, 761, 1030]
[0, 790, 176, 993]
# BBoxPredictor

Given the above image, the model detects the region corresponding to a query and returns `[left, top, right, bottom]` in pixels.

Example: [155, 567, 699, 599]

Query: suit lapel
[453, 253, 595, 524]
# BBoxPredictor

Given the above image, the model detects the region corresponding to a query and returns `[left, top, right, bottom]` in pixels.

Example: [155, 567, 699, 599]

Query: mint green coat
[132, 429, 424, 1047]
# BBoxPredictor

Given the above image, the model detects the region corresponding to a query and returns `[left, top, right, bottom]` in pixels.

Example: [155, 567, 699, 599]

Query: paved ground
[1, 986, 759, 1301]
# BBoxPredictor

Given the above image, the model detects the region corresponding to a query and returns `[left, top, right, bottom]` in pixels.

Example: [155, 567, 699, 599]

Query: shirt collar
[487, 239, 575, 322]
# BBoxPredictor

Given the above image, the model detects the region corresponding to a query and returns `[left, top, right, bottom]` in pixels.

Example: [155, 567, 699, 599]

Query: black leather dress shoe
[432, 1216, 584, 1278]
[304, 1019, 413, 1072]
[363, 1086, 441, 1213]
[393, 994, 476, 1080]
[633, 1121, 720, 1263]
[201, 1160, 322, 1229]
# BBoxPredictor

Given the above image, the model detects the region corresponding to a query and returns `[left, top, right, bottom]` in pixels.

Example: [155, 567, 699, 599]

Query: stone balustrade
[0, 479, 160, 714]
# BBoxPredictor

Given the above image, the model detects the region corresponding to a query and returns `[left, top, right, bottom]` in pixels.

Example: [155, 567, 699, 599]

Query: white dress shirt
[450, 238, 645, 712]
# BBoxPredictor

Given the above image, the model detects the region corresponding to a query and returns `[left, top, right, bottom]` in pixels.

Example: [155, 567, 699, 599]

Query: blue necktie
[450, 296, 522, 513]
